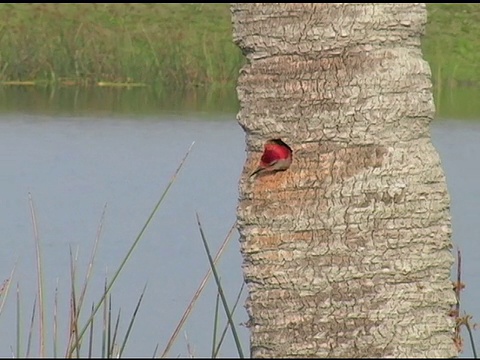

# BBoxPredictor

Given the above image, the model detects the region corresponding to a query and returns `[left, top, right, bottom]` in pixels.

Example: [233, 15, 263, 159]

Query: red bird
[250, 138, 293, 177]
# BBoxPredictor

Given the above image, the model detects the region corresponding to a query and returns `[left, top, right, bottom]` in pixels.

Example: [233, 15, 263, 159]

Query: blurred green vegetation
[423, 3, 480, 88]
[0, 84, 240, 116]
[1, 4, 479, 88]
[0, 4, 479, 119]
[0, 4, 243, 88]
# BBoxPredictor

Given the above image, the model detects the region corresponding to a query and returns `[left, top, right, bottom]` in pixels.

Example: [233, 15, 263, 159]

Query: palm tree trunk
[232, 3, 457, 358]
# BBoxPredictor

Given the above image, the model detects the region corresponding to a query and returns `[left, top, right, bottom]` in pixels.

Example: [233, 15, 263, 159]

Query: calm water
[0, 88, 479, 357]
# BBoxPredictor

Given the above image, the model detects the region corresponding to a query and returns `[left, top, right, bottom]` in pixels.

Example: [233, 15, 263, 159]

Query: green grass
[1, 4, 480, 120]
[0, 4, 243, 89]
[1, 4, 479, 90]
[423, 4, 480, 88]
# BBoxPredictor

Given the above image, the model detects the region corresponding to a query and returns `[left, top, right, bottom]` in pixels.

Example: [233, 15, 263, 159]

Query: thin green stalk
[16, 283, 21, 358]
[184, 331, 195, 357]
[68, 142, 195, 356]
[152, 343, 160, 358]
[102, 278, 107, 359]
[67, 246, 81, 358]
[0, 265, 17, 354]
[110, 307, 121, 357]
[76, 203, 108, 318]
[118, 283, 148, 357]
[195, 213, 244, 358]
[465, 317, 478, 358]
[142, 24, 161, 70]
[107, 296, 112, 359]
[160, 222, 236, 358]
[211, 291, 220, 358]
[25, 297, 37, 358]
[0, 264, 16, 318]
[88, 303, 94, 358]
[67, 203, 107, 357]
[28, 192, 45, 357]
[214, 282, 245, 358]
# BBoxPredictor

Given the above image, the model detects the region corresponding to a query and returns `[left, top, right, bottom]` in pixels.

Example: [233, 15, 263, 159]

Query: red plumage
[250, 139, 293, 177]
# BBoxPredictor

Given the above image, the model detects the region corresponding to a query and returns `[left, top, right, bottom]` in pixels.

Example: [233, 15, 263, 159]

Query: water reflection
[2, 85, 480, 120]
[434, 86, 480, 120]
[0, 85, 239, 117]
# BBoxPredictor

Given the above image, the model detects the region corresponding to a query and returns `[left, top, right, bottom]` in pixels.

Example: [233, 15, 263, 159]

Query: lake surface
[0, 88, 479, 357]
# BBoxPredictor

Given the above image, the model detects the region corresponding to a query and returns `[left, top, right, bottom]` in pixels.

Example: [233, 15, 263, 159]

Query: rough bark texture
[232, 3, 457, 358]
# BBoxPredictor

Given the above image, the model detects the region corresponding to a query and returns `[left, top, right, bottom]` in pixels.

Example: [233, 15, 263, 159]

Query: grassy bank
[423, 3, 480, 88]
[0, 4, 479, 89]
[0, 4, 243, 88]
